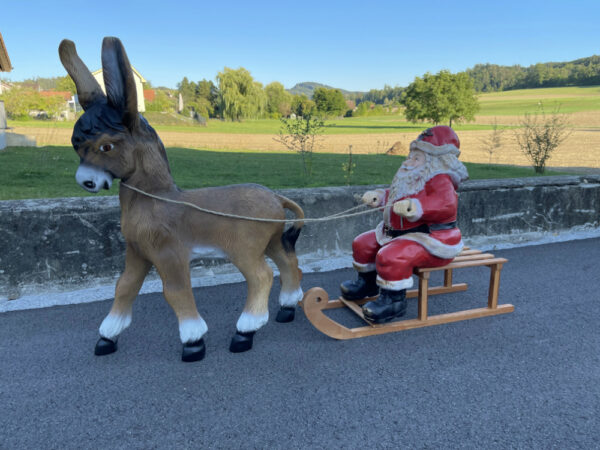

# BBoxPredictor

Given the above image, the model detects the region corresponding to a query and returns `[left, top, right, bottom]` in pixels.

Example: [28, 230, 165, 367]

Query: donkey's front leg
[96, 244, 152, 356]
[155, 256, 207, 362]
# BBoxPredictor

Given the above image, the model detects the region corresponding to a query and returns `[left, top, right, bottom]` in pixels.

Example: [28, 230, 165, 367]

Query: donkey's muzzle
[76, 162, 114, 193]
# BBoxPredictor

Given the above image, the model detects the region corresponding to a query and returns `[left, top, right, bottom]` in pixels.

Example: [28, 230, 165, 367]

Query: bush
[514, 108, 571, 173]
[0, 88, 65, 120]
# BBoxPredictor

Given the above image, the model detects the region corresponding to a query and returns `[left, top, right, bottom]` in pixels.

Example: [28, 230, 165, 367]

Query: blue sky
[1, 0, 599, 91]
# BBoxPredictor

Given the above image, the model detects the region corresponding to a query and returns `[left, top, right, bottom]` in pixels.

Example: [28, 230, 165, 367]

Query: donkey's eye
[99, 143, 114, 152]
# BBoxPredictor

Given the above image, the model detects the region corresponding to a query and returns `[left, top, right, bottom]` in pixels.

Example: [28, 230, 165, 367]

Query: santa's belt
[384, 221, 457, 238]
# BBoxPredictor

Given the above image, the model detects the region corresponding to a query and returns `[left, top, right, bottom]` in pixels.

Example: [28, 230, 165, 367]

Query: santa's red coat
[353, 174, 463, 289]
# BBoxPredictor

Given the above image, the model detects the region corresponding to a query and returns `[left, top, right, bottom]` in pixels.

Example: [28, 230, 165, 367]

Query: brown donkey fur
[59, 37, 305, 362]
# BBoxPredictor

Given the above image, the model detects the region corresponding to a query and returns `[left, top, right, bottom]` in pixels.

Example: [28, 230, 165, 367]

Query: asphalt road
[1, 238, 599, 449]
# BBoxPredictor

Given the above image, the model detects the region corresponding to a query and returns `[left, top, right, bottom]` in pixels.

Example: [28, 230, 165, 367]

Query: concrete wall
[1, 175, 599, 300]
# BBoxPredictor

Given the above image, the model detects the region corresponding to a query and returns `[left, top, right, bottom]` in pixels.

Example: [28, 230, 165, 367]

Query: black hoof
[95, 337, 118, 356]
[229, 331, 255, 353]
[275, 306, 296, 323]
[182, 339, 206, 362]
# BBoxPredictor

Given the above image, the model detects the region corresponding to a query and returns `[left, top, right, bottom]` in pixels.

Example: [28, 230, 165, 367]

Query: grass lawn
[0, 145, 570, 200]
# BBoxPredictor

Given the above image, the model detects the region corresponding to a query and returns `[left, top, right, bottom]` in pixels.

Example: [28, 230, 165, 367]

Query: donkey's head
[59, 37, 168, 193]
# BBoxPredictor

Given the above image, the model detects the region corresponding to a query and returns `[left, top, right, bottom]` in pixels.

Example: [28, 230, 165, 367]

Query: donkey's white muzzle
[76, 163, 114, 193]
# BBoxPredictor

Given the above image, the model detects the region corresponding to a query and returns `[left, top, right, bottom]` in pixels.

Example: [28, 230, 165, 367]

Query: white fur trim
[376, 275, 414, 291]
[410, 140, 460, 156]
[353, 261, 377, 272]
[375, 221, 392, 246]
[236, 311, 269, 333]
[179, 317, 208, 343]
[405, 198, 423, 222]
[373, 189, 386, 207]
[398, 233, 464, 259]
[99, 312, 131, 339]
[279, 287, 303, 307]
[375, 223, 463, 259]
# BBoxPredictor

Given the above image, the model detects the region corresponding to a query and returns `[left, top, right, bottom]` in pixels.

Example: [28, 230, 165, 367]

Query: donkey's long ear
[58, 39, 106, 110]
[101, 37, 139, 130]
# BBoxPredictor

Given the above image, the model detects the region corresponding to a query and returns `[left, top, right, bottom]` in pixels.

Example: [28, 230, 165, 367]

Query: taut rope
[121, 182, 382, 224]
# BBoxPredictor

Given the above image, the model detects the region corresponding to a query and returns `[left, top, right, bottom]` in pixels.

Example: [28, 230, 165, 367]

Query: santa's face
[400, 150, 426, 172]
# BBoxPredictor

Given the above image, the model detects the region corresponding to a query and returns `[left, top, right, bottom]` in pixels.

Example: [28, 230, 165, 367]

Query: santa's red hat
[409, 126, 460, 157]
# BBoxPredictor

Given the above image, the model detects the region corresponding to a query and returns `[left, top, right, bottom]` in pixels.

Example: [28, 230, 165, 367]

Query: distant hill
[466, 55, 600, 92]
[287, 82, 364, 99]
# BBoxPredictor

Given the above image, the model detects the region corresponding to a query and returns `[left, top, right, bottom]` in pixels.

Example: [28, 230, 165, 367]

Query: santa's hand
[393, 199, 418, 219]
[361, 190, 384, 208]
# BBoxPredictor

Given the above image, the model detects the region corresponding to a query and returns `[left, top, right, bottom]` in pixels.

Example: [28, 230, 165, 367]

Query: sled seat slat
[301, 248, 513, 340]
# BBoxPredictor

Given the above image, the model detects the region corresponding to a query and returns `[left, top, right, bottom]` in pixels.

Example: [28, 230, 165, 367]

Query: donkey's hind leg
[229, 255, 273, 353]
[266, 235, 303, 323]
[96, 244, 151, 356]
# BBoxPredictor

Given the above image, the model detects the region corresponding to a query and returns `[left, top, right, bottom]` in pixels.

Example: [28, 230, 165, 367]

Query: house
[0, 80, 11, 94]
[92, 67, 147, 112]
[39, 90, 79, 119]
[1, 31, 11, 144]
[0, 32, 12, 72]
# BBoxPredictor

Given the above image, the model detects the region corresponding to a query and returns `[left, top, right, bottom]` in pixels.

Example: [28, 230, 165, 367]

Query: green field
[477, 86, 600, 116]
[8, 85, 599, 135]
[0, 145, 570, 200]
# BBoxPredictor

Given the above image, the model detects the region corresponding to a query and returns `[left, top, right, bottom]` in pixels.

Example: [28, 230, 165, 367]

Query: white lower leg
[236, 310, 269, 333]
[99, 311, 132, 340]
[376, 275, 414, 290]
[279, 287, 304, 307]
[179, 317, 208, 344]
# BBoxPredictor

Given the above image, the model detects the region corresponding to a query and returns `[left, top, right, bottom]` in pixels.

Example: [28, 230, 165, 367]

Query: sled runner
[300, 248, 513, 340]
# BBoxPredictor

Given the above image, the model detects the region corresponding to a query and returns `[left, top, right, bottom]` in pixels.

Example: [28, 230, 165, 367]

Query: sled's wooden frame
[300, 248, 513, 339]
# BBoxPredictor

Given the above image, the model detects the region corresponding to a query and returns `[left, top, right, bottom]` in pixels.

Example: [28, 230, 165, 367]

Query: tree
[176, 78, 218, 118]
[0, 87, 64, 120]
[402, 70, 479, 126]
[196, 79, 218, 117]
[313, 87, 347, 117]
[265, 82, 292, 118]
[514, 108, 571, 174]
[273, 109, 324, 184]
[145, 90, 176, 113]
[177, 77, 196, 105]
[216, 67, 266, 121]
[479, 118, 505, 163]
[291, 94, 315, 117]
[56, 75, 76, 94]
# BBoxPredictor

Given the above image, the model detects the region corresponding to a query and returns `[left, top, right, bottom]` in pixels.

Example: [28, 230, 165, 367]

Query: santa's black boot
[340, 271, 379, 301]
[362, 288, 407, 324]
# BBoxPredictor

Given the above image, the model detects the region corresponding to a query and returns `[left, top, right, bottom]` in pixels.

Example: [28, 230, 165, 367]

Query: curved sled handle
[300, 288, 356, 340]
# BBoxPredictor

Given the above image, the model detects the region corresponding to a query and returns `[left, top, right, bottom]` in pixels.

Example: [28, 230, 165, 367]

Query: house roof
[92, 67, 147, 83]
[40, 91, 73, 101]
[143, 89, 155, 101]
[0, 32, 13, 72]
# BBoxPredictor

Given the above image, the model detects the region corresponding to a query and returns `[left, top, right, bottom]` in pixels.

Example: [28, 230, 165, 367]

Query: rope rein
[121, 182, 387, 224]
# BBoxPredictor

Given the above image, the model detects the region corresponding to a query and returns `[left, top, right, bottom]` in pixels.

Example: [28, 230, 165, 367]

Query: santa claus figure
[340, 126, 469, 323]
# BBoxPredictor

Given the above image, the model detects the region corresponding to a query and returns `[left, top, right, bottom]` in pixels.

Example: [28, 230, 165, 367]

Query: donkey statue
[59, 37, 305, 362]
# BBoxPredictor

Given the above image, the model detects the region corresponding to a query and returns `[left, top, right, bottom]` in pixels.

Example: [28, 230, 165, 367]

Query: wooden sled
[300, 248, 514, 340]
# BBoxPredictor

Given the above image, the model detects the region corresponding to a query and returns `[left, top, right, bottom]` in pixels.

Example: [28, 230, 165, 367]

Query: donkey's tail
[277, 195, 304, 252]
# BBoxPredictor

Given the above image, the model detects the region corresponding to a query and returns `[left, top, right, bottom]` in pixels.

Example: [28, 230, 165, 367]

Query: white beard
[384, 165, 429, 225]
[388, 165, 429, 202]
[383, 155, 468, 225]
